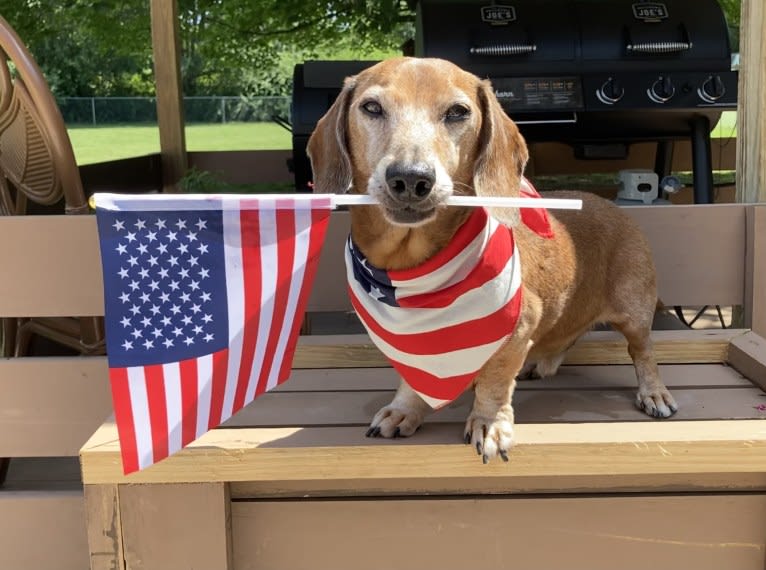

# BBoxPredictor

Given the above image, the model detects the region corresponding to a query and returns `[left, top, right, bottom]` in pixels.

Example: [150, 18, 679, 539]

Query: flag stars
[109, 212, 221, 356]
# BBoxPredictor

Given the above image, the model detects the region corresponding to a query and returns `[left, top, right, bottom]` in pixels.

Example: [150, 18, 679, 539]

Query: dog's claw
[366, 426, 381, 438]
[464, 432, 471, 445]
[482, 454, 489, 465]
[393, 427, 401, 438]
[476, 441, 482, 455]
[499, 449, 509, 462]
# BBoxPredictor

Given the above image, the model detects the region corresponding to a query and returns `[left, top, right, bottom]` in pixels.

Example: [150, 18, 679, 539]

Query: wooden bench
[1, 203, 765, 569]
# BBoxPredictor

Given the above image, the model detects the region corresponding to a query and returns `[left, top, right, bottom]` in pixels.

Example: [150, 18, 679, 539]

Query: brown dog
[307, 57, 677, 463]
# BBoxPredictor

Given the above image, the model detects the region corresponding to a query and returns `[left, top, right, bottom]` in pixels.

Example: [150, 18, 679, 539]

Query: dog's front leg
[466, 292, 540, 463]
[367, 380, 432, 438]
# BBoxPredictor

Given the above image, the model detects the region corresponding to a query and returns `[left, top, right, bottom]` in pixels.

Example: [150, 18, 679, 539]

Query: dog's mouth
[381, 201, 438, 226]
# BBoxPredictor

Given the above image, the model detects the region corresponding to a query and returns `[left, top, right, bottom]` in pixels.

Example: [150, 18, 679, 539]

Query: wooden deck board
[225, 383, 765, 427]
[278, 363, 755, 392]
[80, 419, 766, 488]
[230, 495, 766, 570]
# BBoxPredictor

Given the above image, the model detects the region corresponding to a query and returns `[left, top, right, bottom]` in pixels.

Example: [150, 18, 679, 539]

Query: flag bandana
[95, 194, 331, 473]
[345, 179, 553, 408]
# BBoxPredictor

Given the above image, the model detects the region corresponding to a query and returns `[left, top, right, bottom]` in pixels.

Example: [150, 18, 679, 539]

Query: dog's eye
[361, 101, 384, 117]
[445, 104, 470, 122]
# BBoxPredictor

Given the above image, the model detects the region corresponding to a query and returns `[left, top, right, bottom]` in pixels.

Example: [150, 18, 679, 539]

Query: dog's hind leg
[610, 317, 678, 418]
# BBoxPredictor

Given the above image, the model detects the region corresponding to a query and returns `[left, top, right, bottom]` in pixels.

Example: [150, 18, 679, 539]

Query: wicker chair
[0, 15, 104, 358]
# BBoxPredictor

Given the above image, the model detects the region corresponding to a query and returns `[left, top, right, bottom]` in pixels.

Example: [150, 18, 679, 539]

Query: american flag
[95, 194, 332, 473]
[346, 179, 553, 409]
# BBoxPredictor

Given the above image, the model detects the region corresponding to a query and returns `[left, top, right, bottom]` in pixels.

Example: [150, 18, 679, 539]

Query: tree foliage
[2, 0, 413, 97]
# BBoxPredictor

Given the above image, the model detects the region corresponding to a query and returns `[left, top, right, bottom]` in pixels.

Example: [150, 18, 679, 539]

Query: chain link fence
[58, 96, 291, 125]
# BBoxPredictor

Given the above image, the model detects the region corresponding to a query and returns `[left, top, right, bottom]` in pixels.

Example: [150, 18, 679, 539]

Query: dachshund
[307, 57, 677, 463]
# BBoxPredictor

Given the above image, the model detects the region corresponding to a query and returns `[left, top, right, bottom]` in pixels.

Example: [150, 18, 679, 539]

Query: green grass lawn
[68, 122, 291, 165]
[68, 111, 737, 166]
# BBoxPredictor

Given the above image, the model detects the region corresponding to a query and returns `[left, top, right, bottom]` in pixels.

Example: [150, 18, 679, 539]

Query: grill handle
[470, 44, 537, 56]
[626, 41, 693, 54]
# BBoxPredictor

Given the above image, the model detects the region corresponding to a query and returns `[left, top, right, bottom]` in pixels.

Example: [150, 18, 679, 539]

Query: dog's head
[307, 57, 529, 228]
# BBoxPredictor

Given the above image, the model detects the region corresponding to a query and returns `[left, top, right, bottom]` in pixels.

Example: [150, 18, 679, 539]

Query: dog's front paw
[636, 386, 679, 418]
[366, 404, 425, 439]
[464, 407, 515, 464]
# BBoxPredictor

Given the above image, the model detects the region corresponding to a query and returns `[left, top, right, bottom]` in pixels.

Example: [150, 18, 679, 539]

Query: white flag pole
[330, 194, 582, 210]
[90, 193, 583, 211]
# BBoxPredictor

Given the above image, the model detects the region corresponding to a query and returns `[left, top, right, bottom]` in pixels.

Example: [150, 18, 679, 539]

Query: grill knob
[698, 75, 726, 103]
[648, 76, 675, 103]
[596, 78, 624, 105]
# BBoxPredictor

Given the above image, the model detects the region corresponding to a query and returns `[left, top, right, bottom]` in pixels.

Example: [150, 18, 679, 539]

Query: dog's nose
[385, 162, 436, 200]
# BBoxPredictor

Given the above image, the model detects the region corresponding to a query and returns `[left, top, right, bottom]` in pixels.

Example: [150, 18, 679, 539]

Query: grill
[292, 0, 737, 202]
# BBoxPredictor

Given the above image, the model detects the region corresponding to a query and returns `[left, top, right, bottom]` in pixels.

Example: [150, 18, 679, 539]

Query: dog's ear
[473, 79, 529, 227]
[306, 77, 356, 194]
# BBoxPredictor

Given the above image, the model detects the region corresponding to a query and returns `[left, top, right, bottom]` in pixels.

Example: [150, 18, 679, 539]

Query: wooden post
[150, 0, 187, 193]
[735, 0, 766, 203]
